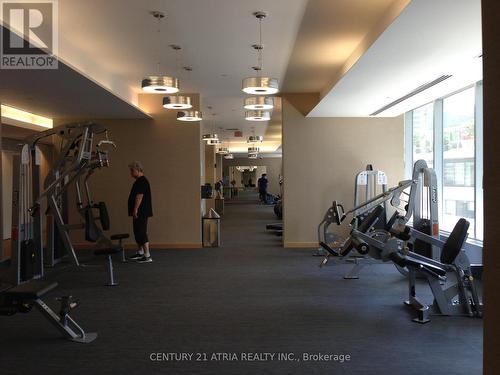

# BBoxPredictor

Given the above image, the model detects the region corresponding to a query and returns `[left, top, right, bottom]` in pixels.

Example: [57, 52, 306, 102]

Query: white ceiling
[308, 0, 483, 117]
[55, 0, 308, 146]
[0, 26, 150, 120]
[282, 0, 406, 93]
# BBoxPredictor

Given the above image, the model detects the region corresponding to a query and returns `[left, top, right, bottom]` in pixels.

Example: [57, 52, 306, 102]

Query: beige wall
[282, 97, 404, 247]
[223, 157, 283, 195]
[204, 144, 216, 184]
[60, 93, 203, 248]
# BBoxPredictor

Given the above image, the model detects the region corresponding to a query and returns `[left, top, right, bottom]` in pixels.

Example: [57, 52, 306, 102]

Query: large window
[412, 103, 434, 168]
[442, 87, 476, 235]
[405, 83, 483, 241]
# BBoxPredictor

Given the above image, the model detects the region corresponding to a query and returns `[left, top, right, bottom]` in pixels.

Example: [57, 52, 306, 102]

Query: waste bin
[202, 208, 220, 247]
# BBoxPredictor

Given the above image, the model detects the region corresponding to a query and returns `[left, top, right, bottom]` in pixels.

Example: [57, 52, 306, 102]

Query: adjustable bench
[0, 280, 97, 343]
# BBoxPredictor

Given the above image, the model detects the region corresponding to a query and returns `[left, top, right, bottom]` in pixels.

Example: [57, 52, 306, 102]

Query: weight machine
[318, 160, 439, 278]
[0, 122, 111, 342]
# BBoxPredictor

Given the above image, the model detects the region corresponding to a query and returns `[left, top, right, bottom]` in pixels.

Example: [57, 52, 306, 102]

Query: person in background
[127, 161, 153, 263]
[257, 173, 268, 203]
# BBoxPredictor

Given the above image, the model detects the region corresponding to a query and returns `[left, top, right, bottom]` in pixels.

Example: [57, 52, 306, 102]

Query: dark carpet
[0, 195, 483, 374]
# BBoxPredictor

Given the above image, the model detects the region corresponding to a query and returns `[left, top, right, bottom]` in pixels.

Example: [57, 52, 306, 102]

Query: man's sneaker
[136, 255, 153, 263]
[128, 252, 144, 260]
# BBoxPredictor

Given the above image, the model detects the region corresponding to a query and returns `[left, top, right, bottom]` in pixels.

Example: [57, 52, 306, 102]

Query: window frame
[404, 82, 483, 248]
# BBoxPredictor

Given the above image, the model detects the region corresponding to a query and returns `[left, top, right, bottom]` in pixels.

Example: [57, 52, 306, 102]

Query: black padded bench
[5, 280, 57, 300]
[0, 281, 97, 343]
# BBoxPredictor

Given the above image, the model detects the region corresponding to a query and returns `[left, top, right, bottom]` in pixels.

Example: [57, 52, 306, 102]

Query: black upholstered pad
[5, 281, 58, 299]
[440, 218, 470, 264]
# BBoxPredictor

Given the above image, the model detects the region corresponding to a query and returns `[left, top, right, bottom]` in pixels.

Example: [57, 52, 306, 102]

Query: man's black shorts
[133, 217, 149, 246]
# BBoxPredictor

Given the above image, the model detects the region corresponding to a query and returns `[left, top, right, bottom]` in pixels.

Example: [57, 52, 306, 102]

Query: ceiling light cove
[245, 110, 271, 121]
[177, 111, 202, 121]
[1, 104, 53, 129]
[244, 96, 274, 110]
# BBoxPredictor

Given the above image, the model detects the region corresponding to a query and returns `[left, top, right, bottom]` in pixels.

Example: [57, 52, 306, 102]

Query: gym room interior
[1, 0, 499, 374]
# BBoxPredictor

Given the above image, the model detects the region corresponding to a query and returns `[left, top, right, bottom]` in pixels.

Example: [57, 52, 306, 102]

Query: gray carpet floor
[0, 196, 483, 374]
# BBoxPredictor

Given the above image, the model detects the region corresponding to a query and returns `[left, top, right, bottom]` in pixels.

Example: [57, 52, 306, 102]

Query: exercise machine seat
[94, 246, 122, 256]
[440, 218, 470, 265]
[5, 281, 58, 300]
[110, 233, 129, 240]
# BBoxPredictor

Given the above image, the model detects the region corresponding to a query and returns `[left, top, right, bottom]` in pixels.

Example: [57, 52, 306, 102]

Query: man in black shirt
[127, 161, 153, 263]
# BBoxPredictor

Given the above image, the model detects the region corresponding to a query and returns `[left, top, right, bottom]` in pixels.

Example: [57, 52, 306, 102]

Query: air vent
[370, 75, 452, 116]
[226, 128, 239, 131]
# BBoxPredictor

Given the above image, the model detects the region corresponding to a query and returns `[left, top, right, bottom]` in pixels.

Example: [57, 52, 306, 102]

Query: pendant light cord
[258, 17, 263, 76]
[156, 15, 162, 75]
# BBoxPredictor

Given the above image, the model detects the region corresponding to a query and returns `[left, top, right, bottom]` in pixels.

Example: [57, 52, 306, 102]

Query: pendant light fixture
[247, 135, 264, 143]
[241, 12, 279, 95]
[163, 95, 192, 109]
[208, 139, 222, 145]
[217, 147, 229, 154]
[177, 110, 202, 121]
[248, 146, 260, 153]
[142, 12, 180, 94]
[244, 96, 274, 110]
[245, 110, 271, 121]
[202, 133, 218, 141]
[163, 45, 193, 109]
[202, 110, 219, 139]
[248, 153, 258, 159]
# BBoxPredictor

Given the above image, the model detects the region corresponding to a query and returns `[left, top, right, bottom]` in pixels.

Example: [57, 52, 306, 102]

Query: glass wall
[412, 103, 434, 168]
[405, 83, 483, 241]
[442, 87, 476, 235]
